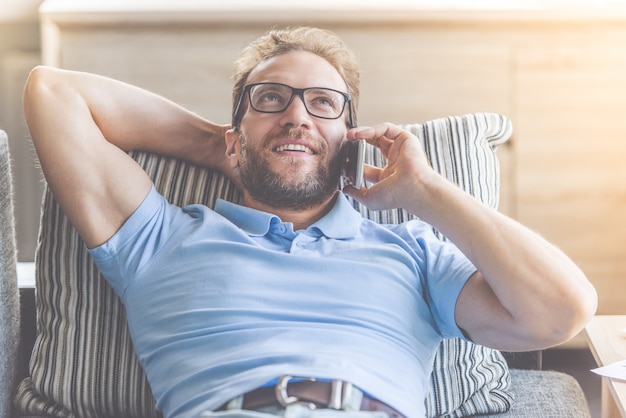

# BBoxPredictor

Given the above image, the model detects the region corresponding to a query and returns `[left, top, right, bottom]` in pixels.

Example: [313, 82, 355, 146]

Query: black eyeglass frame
[232, 82, 356, 129]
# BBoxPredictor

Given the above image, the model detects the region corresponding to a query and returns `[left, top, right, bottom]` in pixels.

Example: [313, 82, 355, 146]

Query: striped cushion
[14, 113, 513, 418]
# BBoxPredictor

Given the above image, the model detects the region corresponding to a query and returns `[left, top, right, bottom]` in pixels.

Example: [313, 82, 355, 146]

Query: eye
[307, 90, 341, 113]
[311, 95, 333, 107]
[259, 92, 282, 103]
[251, 86, 289, 110]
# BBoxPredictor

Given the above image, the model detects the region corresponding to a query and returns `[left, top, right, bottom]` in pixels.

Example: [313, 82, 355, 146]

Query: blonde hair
[231, 27, 360, 127]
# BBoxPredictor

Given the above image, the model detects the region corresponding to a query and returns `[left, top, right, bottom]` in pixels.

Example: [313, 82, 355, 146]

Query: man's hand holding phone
[343, 123, 436, 214]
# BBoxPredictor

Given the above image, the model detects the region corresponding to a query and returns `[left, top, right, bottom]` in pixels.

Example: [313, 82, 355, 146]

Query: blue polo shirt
[89, 185, 476, 418]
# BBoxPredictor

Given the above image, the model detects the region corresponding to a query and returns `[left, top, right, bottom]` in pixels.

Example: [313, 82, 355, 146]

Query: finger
[348, 130, 391, 156]
[348, 123, 409, 156]
[363, 164, 381, 185]
[349, 123, 406, 143]
[342, 182, 390, 212]
[342, 183, 369, 205]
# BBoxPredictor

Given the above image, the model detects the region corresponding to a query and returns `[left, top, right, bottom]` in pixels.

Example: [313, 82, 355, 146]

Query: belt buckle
[275, 376, 317, 409]
[275, 376, 353, 410]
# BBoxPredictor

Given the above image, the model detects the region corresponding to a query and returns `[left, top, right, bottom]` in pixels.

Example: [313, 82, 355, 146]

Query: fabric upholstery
[14, 113, 514, 417]
[0, 130, 20, 418]
[481, 370, 591, 418]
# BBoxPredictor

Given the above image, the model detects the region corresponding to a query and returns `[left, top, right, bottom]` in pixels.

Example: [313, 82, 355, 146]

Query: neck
[243, 192, 339, 230]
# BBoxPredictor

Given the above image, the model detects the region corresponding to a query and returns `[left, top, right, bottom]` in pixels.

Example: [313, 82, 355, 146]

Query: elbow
[23, 65, 68, 143]
[568, 281, 598, 339]
[24, 66, 48, 115]
[544, 277, 598, 348]
[24, 65, 50, 95]
[23, 65, 64, 110]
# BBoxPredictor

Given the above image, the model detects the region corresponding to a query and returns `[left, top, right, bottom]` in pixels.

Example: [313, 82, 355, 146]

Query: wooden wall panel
[515, 34, 626, 315]
[52, 24, 517, 215]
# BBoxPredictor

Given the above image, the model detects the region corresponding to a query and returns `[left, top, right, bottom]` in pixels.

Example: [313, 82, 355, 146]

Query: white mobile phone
[342, 139, 366, 189]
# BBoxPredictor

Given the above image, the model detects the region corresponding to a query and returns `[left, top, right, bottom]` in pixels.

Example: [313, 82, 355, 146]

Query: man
[23, 27, 596, 418]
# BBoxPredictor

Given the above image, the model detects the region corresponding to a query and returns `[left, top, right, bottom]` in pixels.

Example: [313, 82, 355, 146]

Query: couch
[0, 115, 592, 417]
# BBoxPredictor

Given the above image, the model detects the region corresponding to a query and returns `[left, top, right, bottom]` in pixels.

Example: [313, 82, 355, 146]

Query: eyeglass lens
[248, 83, 347, 119]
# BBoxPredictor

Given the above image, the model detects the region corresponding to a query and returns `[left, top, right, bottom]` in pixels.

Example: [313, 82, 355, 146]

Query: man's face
[229, 51, 350, 211]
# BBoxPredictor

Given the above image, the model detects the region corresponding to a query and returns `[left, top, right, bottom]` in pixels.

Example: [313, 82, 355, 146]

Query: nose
[279, 94, 313, 129]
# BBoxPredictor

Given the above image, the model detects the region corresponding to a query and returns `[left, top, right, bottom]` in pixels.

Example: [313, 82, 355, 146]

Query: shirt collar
[214, 199, 279, 236]
[214, 193, 363, 239]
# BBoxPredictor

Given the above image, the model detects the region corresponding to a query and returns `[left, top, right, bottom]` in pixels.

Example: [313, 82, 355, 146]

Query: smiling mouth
[274, 144, 315, 154]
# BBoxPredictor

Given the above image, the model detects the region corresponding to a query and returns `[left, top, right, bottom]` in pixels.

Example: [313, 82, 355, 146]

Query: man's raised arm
[23, 66, 231, 248]
[344, 123, 597, 352]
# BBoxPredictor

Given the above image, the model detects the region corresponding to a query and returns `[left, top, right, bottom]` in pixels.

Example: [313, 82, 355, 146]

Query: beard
[237, 128, 344, 211]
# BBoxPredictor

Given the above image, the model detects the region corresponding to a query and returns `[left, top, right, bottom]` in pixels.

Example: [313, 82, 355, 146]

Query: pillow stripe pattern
[427, 339, 512, 417]
[14, 113, 512, 418]
[15, 191, 159, 418]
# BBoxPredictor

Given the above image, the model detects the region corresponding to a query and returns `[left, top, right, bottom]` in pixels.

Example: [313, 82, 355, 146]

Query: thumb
[342, 183, 386, 212]
[342, 184, 366, 203]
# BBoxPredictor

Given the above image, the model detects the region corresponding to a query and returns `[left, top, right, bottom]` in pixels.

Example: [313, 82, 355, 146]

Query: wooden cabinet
[39, 1, 626, 325]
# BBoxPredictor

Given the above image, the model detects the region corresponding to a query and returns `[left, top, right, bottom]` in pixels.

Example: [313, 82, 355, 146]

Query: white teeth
[275, 144, 314, 154]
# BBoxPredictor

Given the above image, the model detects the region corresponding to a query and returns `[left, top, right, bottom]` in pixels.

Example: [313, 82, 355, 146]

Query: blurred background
[0, 0, 44, 262]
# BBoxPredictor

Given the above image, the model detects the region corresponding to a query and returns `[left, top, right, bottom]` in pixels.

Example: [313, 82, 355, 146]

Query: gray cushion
[481, 369, 592, 418]
[0, 130, 20, 418]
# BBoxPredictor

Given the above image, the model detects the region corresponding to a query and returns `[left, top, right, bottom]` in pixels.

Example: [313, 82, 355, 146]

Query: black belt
[217, 376, 404, 418]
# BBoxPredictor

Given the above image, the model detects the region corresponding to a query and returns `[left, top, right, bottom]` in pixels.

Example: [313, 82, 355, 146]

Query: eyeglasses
[233, 82, 354, 128]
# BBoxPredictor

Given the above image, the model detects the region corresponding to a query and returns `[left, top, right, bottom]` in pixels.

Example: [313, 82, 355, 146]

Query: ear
[224, 128, 241, 168]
